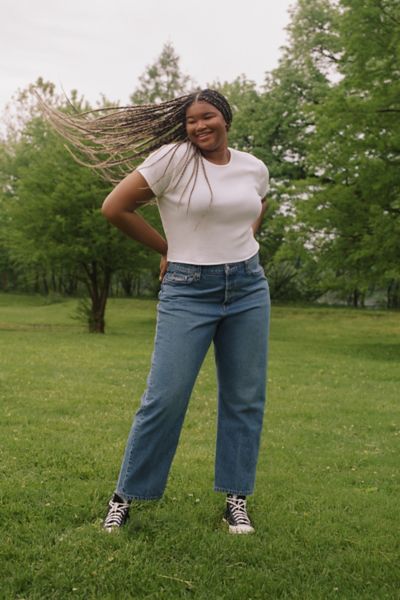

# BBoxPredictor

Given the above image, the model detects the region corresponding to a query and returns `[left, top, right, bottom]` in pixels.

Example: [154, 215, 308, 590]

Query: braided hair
[37, 89, 233, 188]
[191, 89, 232, 130]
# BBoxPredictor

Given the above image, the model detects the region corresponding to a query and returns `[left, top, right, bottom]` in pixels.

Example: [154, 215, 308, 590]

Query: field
[0, 294, 399, 599]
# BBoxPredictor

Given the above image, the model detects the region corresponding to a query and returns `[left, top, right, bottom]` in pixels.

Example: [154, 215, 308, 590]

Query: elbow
[101, 196, 117, 222]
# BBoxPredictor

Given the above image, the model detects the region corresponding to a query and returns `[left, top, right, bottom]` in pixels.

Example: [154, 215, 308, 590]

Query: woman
[43, 89, 270, 534]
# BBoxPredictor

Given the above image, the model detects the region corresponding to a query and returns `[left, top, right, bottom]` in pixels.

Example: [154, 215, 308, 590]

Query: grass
[0, 293, 399, 599]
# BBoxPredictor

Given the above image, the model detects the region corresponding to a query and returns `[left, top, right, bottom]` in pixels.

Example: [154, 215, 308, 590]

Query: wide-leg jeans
[116, 252, 270, 500]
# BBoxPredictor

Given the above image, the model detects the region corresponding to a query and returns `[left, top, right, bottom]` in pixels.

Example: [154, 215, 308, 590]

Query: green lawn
[0, 294, 399, 599]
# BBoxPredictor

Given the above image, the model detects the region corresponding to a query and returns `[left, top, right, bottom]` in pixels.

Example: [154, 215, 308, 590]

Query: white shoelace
[104, 499, 130, 528]
[226, 497, 251, 525]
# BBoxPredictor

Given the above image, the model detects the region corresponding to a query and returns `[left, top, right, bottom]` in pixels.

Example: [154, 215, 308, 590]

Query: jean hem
[214, 486, 253, 496]
[116, 490, 163, 502]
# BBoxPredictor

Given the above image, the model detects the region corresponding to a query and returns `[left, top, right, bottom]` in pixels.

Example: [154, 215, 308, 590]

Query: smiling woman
[40, 88, 271, 537]
[185, 102, 231, 163]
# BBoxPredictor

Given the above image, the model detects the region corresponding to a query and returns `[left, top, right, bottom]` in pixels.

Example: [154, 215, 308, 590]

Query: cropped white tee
[137, 142, 269, 265]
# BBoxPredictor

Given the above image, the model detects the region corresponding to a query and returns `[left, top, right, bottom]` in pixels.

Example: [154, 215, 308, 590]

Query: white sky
[0, 0, 294, 113]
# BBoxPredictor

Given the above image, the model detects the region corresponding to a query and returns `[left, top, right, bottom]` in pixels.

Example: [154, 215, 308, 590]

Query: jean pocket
[163, 271, 197, 284]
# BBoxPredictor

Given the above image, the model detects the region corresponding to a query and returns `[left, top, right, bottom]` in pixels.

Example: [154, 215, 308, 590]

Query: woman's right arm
[101, 170, 168, 257]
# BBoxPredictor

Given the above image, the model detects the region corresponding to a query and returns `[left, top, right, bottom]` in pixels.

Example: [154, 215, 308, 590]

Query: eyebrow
[186, 111, 216, 120]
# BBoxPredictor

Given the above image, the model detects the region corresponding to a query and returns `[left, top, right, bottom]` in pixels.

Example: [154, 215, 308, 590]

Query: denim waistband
[167, 252, 260, 275]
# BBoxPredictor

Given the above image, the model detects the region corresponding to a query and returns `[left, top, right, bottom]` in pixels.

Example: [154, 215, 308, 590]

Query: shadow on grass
[344, 342, 400, 362]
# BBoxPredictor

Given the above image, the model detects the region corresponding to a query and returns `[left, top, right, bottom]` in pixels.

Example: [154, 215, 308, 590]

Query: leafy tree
[209, 75, 263, 152]
[0, 80, 67, 294]
[130, 42, 194, 104]
[304, 0, 400, 306]
[241, 0, 340, 300]
[0, 141, 17, 291]
[1, 89, 155, 332]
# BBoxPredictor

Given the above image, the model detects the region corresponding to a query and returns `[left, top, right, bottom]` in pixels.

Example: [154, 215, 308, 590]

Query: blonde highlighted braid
[37, 89, 233, 194]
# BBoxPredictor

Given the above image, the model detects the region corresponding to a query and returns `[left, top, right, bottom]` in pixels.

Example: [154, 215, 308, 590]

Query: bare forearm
[105, 210, 168, 255]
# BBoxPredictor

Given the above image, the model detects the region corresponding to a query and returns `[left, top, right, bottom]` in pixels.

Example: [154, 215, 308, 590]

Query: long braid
[36, 88, 233, 209]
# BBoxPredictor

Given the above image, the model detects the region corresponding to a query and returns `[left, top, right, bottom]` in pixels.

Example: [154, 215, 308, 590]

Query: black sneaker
[103, 493, 131, 532]
[223, 495, 255, 534]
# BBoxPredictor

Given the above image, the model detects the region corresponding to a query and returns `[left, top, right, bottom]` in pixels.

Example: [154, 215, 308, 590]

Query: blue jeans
[116, 252, 270, 500]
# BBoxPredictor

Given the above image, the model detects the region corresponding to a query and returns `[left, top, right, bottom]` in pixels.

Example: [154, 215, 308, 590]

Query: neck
[201, 145, 230, 165]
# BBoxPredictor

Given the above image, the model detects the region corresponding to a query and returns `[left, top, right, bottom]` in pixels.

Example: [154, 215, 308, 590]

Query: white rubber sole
[103, 525, 122, 533]
[223, 518, 255, 534]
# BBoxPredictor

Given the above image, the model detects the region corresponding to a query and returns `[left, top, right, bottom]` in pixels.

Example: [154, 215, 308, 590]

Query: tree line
[0, 0, 399, 332]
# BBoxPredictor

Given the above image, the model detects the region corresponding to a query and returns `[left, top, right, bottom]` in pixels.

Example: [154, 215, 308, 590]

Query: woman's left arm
[252, 197, 268, 234]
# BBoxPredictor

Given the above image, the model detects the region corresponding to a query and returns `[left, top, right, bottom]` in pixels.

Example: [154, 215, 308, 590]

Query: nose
[195, 120, 207, 132]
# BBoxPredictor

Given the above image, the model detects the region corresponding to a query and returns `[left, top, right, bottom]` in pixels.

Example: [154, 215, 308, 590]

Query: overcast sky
[1, 0, 294, 114]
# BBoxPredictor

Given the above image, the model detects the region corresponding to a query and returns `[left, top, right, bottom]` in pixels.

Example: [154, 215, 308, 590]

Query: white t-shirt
[137, 142, 269, 265]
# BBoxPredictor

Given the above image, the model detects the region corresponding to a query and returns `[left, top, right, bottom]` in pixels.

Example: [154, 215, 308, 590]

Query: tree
[303, 0, 400, 306]
[240, 0, 340, 300]
[0, 140, 17, 291]
[1, 86, 156, 332]
[209, 75, 262, 153]
[130, 42, 194, 105]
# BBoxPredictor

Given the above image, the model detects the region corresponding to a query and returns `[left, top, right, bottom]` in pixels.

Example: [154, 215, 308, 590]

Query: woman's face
[185, 101, 228, 153]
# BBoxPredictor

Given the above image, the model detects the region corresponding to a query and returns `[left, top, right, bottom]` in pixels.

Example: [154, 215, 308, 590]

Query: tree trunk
[84, 261, 112, 333]
[34, 271, 40, 293]
[135, 274, 141, 297]
[387, 279, 400, 309]
[41, 272, 49, 295]
[51, 270, 57, 293]
[120, 273, 134, 297]
[351, 288, 359, 308]
[64, 275, 78, 296]
[1, 271, 8, 291]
